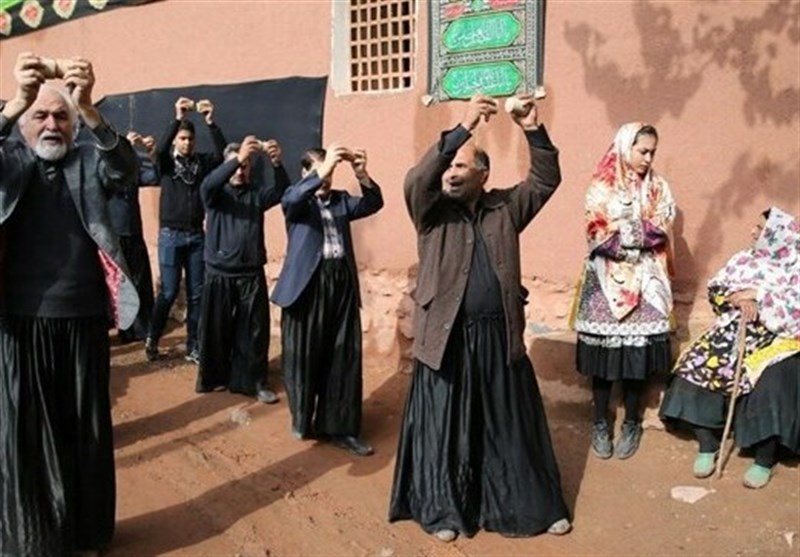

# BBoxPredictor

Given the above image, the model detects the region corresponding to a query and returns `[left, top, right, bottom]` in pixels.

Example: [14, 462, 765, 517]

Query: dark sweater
[4, 159, 106, 318]
[157, 119, 226, 231]
[200, 157, 291, 275]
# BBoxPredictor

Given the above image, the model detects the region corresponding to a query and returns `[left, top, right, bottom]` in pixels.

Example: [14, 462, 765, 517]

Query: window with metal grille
[347, 0, 416, 93]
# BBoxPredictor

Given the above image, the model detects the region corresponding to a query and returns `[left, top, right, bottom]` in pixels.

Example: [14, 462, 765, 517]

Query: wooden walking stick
[715, 314, 749, 479]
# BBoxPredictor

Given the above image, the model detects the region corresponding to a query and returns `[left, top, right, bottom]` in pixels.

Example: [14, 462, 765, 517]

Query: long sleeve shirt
[156, 118, 226, 231]
[200, 157, 291, 275]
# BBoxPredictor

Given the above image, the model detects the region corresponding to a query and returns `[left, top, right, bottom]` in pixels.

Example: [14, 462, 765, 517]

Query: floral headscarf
[584, 123, 676, 321]
[709, 207, 800, 339]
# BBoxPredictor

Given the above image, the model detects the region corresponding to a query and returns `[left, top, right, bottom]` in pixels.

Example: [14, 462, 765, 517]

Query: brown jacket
[404, 125, 561, 370]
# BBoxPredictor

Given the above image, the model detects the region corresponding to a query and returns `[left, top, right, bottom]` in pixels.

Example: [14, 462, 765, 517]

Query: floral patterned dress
[573, 122, 676, 380]
[661, 207, 800, 451]
[672, 208, 800, 395]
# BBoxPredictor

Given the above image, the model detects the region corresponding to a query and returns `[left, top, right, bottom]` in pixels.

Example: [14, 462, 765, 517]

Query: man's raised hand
[238, 136, 262, 163]
[7, 52, 45, 116]
[460, 94, 498, 132]
[508, 94, 539, 130]
[350, 148, 369, 181]
[261, 139, 282, 167]
[196, 99, 214, 125]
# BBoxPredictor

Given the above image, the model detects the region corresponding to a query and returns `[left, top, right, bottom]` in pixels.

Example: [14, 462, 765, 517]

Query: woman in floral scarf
[573, 123, 676, 460]
[660, 208, 799, 488]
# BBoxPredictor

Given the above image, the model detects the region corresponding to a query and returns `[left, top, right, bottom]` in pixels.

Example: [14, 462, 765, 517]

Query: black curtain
[94, 76, 327, 182]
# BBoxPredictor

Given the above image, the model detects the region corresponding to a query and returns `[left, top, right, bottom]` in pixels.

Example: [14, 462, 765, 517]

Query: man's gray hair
[18, 85, 79, 128]
[223, 142, 241, 159]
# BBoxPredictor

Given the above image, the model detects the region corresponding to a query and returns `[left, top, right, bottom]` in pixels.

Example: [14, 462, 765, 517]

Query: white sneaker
[547, 518, 572, 535]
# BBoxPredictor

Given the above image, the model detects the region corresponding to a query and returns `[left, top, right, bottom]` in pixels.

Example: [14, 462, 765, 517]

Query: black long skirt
[281, 259, 362, 437]
[576, 333, 671, 381]
[0, 316, 115, 556]
[197, 271, 270, 396]
[389, 314, 569, 538]
[659, 354, 800, 453]
[118, 234, 154, 342]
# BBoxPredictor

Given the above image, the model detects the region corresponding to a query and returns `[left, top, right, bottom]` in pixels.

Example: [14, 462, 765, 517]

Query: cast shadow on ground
[111, 340, 283, 451]
[528, 335, 592, 514]
[108, 370, 409, 555]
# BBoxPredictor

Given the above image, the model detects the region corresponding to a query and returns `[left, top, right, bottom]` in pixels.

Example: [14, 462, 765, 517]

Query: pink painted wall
[2, 1, 798, 325]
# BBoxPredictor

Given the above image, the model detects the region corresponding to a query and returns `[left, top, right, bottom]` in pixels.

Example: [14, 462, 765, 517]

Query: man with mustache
[196, 137, 290, 404]
[0, 52, 138, 555]
[389, 94, 571, 541]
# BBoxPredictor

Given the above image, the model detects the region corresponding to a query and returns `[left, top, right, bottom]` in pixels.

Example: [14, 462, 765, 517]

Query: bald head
[19, 86, 77, 161]
[442, 142, 490, 209]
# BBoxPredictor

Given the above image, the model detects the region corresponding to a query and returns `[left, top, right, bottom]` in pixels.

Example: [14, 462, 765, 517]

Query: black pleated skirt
[389, 313, 569, 538]
[576, 333, 671, 381]
[281, 259, 362, 438]
[0, 316, 115, 556]
[197, 272, 269, 396]
[660, 354, 800, 452]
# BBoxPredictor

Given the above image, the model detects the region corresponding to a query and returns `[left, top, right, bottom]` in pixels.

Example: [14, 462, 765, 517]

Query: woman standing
[573, 123, 676, 460]
[660, 208, 799, 487]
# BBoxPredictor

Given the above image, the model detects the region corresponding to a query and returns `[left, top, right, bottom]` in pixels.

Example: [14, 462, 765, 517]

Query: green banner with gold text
[428, 0, 545, 103]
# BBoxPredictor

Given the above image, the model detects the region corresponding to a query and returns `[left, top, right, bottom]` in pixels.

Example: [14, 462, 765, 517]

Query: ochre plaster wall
[1, 1, 798, 353]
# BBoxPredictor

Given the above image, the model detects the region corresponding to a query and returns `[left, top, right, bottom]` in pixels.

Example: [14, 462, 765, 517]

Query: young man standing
[147, 97, 226, 363]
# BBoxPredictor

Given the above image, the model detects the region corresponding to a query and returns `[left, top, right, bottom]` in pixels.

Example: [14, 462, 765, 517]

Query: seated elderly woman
[660, 207, 799, 488]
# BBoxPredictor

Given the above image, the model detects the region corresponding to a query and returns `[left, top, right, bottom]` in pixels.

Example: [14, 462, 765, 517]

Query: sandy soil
[106, 328, 799, 557]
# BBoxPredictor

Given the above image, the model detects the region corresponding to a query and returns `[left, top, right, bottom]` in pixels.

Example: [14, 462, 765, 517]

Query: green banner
[0, 0, 157, 40]
[428, 0, 545, 103]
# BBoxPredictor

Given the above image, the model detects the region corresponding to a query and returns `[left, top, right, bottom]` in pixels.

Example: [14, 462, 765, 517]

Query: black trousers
[280, 259, 362, 437]
[0, 316, 115, 556]
[118, 234, 154, 342]
[197, 271, 270, 396]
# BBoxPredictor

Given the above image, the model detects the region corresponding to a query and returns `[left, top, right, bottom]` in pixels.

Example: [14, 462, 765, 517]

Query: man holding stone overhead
[146, 96, 226, 364]
[0, 52, 138, 555]
[389, 93, 571, 541]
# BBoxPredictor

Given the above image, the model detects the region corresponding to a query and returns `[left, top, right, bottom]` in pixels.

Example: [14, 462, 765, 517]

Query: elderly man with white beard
[0, 52, 138, 556]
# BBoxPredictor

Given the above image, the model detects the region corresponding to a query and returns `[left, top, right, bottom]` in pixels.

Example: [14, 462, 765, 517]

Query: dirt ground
[106, 328, 799, 557]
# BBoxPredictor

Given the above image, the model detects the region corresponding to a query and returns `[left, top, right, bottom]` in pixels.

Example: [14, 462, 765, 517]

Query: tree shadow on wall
[563, 0, 800, 127]
[692, 151, 799, 281]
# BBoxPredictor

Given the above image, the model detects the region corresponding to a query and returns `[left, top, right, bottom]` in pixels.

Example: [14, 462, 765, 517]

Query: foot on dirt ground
[693, 452, 718, 478]
[144, 338, 160, 362]
[434, 529, 457, 542]
[256, 387, 279, 404]
[331, 435, 374, 456]
[743, 464, 773, 489]
[592, 420, 613, 459]
[547, 518, 572, 536]
[614, 420, 643, 460]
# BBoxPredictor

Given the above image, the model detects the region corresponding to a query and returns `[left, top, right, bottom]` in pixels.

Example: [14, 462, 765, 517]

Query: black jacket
[201, 157, 290, 275]
[157, 119, 226, 231]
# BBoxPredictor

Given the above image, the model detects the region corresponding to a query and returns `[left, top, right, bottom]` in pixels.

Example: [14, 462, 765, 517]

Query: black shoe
[331, 435, 374, 457]
[144, 337, 160, 362]
[614, 420, 643, 460]
[591, 420, 613, 459]
[256, 387, 279, 405]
